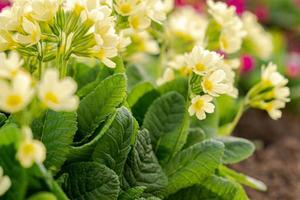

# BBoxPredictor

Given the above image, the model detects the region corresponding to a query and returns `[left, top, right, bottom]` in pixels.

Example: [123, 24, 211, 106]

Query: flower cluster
[0, 51, 78, 114]
[207, 0, 246, 54]
[187, 46, 237, 120]
[247, 63, 290, 120]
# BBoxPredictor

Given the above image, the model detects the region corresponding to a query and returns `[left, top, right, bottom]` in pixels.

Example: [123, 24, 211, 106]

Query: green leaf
[73, 62, 101, 90]
[0, 113, 6, 127]
[62, 162, 120, 200]
[68, 111, 117, 162]
[143, 92, 189, 164]
[217, 137, 255, 164]
[183, 128, 206, 149]
[167, 175, 249, 200]
[163, 140, 224, 196]
[127, 82, 154, 107]
[157, 78, 188, 98]
[131, 89, 160, 124]
[77, 73, 127, 140]
[0, 146, 28, 200]
[0, 124, 21, 147]
[27, 192, 57, 200]
[126, 65, 146, 91]
[92, 107, 135, 176]
[118, 186, 146, 200]
[123, 129, 168, 198]
[32, 111, 77, 173]
[219, 166, 267, 191]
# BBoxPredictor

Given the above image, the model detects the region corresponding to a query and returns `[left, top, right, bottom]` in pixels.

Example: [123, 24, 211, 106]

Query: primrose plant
[0, 0, 289, 200]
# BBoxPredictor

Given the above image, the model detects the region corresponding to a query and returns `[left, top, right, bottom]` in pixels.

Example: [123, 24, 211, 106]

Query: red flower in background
[0, 0, 10, 11]
[226, 0, 245, 15]
[240, 54, 256, 74]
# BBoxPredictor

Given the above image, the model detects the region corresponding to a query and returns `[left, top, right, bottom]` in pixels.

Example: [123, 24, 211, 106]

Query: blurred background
[174, 0, 300, 199]
[1, 0, 300, 199]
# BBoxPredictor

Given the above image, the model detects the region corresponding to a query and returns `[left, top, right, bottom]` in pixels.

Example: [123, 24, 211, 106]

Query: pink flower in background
[240, 54, 255, 73]
[286, 52, 300, 78]
[253, 6, 269, 22]
[226, 0, 245, 15]
[0, 0, 10, 11]
[175, 0, 204, 11]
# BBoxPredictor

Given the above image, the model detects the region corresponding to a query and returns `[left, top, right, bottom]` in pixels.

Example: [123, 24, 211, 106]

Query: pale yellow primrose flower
[16, 127, 46, 168]
[188, 95, 215, 120]
[219, 17, 246, 54]
[129, 10, 151, 31]
[207, 0, 246, 54]
[261, 63, 288, 87]
[156, 68, 175, 86]
[0, 167, 11, 196]
[15, 18, 41, 45]
[242, 11, 273, 60]
[38, 68, 79, 112]
[30, 0, 59, 22]
[166, 7, 208, 46]
[202, 69, 229, 97]
[186, 46, 223, 76]
[0, 73, 34, 113]
[114, 0, 141, 16]
[263, 100, 285, 120]
[0, 51, 24, 79]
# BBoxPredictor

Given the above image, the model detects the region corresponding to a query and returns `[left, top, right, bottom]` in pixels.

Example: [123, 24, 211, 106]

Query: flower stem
[37, 163, 69, 200]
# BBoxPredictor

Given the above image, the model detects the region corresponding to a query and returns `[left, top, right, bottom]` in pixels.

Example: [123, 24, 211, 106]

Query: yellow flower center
[220, 36, 229, 50]
[45, 92, 59, 104]
[6, 95, 22, 107]
[194, 99, 204, 111]
[203, 79, 214, 92]
[195, 63, 206, 72]
[130, 16, 140, 29]
[119, 3, 132, 15]
[96, 49, 106, 59]
[11, 69, 18, 77]
[22, 143, 35, 156]
[265, 103, 274, 112]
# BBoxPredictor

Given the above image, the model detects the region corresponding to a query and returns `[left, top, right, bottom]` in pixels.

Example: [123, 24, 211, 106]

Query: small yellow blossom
[15, 18, 41, 45]
[188, 95, 215, 120]
[16, 127, 46, 168]
[38, 68, 79, 112]
[202, 70, 229, 97]
[0, 73, 34, 113]
[186, 46, 223, 76]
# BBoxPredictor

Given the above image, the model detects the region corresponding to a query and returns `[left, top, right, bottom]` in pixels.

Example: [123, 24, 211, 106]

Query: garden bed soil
[232, 109, 300, 200]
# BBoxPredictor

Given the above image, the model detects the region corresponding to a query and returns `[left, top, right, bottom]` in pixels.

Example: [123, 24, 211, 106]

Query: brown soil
[232, 109, 300, 200]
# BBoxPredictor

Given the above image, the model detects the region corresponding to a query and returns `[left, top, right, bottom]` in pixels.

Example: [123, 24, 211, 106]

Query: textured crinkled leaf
[167, 175, 249, 200]
[32, 111, 77, 173]
[63, 162, 120, 200]
[118, 186, 146, 200]
[163, 140, 224, 196]
[92, 107, 135, 176]
[143, 92, 189, 164]
[217, 137, 255, 164]
[77, 73, 126, 140]
[123, 130, 168, 198]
